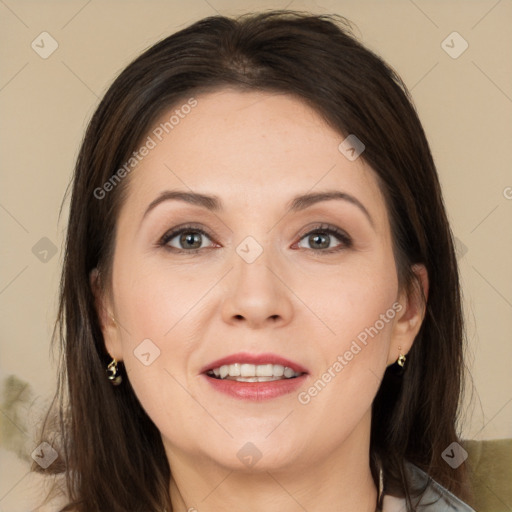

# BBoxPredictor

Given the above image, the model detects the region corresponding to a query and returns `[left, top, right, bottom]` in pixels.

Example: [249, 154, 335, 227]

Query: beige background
[0, 0, 511, 509]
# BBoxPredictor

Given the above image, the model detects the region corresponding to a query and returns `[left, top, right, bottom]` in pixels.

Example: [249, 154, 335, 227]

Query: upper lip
[201, 352, 308, 374]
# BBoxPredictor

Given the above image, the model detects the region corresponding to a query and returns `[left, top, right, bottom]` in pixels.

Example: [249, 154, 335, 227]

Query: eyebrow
[287, 191, 374, 228]
[142, 189, 374, 228]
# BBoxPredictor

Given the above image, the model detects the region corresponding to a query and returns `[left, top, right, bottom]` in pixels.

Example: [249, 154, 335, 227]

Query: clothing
[382, 461, 476, 511]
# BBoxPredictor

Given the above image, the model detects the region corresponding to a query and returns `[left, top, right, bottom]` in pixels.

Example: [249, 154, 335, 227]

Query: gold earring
[397, 346, 406, 367]
[107, 357, 122, 385]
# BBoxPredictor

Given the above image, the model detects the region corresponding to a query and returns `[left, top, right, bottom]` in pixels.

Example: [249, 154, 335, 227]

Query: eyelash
[157, 223, 353, 254]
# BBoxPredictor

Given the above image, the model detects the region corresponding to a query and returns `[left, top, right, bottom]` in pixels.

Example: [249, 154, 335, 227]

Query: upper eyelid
[297, 223, 349, 237]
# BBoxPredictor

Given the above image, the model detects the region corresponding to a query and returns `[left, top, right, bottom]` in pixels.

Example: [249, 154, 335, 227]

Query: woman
[34, 10, 475, 511]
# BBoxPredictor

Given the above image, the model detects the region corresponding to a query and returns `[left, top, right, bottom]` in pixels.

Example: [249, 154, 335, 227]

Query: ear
[89, 268, 123, 361]
[387, 264, 429, 366]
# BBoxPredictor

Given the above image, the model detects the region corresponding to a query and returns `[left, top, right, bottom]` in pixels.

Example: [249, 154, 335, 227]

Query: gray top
[382, 461, 476, 511]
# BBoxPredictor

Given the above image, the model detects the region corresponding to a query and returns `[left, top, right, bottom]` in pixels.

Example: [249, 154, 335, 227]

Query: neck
[166, 411, 378, 512]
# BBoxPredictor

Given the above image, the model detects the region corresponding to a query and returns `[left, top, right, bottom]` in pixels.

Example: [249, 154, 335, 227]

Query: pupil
[181, 232, 201, 248]
[311, 233, 328, 249]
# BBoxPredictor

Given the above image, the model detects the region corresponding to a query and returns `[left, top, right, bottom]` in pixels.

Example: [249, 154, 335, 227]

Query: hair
[34, 9, 471, 511]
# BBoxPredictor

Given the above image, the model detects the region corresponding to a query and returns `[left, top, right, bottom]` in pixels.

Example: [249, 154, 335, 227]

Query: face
[94, 89, 425, 475]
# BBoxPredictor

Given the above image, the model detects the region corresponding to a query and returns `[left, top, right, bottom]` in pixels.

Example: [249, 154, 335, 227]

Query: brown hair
[35, 10, 471, 511]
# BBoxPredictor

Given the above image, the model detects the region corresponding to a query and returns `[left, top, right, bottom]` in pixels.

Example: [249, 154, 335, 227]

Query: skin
[92, 89, 428, 512]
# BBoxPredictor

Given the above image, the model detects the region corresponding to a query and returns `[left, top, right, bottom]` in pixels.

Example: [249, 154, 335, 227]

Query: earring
[397, 346, 406, 367]
[106, 357, 123, 385]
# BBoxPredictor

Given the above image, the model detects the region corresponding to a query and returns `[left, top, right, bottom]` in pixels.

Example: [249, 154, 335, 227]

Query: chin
[201, 434, 309, 473]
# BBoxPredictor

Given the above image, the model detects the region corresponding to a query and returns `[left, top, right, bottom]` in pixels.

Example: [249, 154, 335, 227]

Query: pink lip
[202, 373, 308, 401]
[200, 352, 308, 374]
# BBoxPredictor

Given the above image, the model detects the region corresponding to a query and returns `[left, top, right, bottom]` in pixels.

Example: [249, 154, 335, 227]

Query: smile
[207, 363, 303, 382]
[201, 353, 308, 400]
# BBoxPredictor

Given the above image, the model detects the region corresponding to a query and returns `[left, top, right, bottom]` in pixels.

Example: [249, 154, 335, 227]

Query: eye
[159, 225, 217, 252]
[296, 224, 352, 252]
[158, 223, 351, 254]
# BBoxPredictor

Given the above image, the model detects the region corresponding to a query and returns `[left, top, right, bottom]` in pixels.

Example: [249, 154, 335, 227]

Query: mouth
[201, 353, 308, 400]
[206, 363, 303, 382]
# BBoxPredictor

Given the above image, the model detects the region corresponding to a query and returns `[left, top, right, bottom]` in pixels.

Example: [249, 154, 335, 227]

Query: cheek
[111, 258, 215, 410]
[114, 255, 218, 344]
[294, 253, 398, 411]
[294, 251, 398, 351]
[111, 265, 217, 452]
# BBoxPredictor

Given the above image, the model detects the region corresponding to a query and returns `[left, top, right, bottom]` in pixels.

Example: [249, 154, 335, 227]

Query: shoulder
[382, 461, 476, 512]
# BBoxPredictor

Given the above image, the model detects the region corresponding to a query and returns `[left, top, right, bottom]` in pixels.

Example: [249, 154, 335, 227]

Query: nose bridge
[221, 232, 293, 327]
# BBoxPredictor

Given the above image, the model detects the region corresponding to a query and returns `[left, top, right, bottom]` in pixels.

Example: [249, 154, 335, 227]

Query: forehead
[118, 89, 388, 227]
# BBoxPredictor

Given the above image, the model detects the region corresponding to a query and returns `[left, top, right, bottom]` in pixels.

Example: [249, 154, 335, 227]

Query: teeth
[274, 365, 284, 377]
[229, 363, 241, 376]
[256, 364, 273, 377]
[241, 364, 255, 377]
[283, 367, 295, 378]
[233, 376, 283, 382]
[208, 363, 301, 380]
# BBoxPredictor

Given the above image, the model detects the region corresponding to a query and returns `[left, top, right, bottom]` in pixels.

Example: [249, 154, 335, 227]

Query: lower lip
[202, 373, 308, 401]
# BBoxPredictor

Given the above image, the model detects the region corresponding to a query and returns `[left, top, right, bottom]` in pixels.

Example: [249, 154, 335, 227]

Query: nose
[221, 246, 294, 329]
